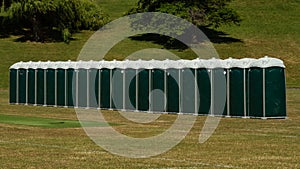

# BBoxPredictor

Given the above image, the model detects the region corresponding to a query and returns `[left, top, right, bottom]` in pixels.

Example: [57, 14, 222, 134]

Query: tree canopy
[129, 0, 241, 28]
[0, 0, 109, 42]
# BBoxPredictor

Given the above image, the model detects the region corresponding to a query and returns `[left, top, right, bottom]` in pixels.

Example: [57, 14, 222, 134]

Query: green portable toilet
[166, 68, 179, 113]
[225, 58, 255, 117]
[9, 68, 17, 104]
[265, 66, 286, 117]
[199, 58, 226, 116]
[249, 57, 286, 118]
[151, 69, 165, 112]
[112, 68, 124, 110]
[197, 66, 227, 117]
[137, 69, 149, 111]
[124, 68, 137, 110]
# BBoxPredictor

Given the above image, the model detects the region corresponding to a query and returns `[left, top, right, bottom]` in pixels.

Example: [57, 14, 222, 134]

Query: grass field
[0, 0, 300, 168]
[0, 89, 299, 168]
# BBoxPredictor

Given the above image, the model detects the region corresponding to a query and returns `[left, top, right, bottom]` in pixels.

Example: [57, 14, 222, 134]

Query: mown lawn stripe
[0, 114, 119, 128]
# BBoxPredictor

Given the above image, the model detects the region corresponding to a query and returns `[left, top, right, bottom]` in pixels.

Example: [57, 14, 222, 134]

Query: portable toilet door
[137, 69, 150, 111]
[112, 68, 124, 110]
[56, 68, 66, 107]
[166, 68, 179, 113]
[36, 68, 45, 105]
[124, 68, 137, 111]
[100, 68, 111, 109]
[248, 67, 264, 118]
[77, 68, 88, 108]
[18, 68, 27, 104]
[265, 66, 286, 118]
[151, 69, 165, 112]
[9, 68, 17, 104]
[27, 69, 36, 105]
[88, 68, 99, 108]
[211, 68, 227, 116]
[196, 68, 211, 115]
[181, 68, 196, 114]
[229, 68, 247, 117]
[46, 69, 55, 106]
[66, 68, 75, 107]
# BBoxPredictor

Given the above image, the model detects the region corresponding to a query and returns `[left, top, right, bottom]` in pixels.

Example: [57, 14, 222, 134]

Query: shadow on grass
[0, 26, 77, 43]
[200, 26, 242, 44]
[13, 29, 77, 43]
[130, 33, 189, 51]
[130, 26, 243, 50]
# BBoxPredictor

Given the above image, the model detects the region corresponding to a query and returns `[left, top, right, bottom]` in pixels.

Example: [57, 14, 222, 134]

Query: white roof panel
[9, 57, 285, 70]
[252, 56, 285, 68]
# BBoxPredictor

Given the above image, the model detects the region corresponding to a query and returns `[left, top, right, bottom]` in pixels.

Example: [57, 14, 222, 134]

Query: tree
[1, 0, 109, 42]
[129, 0, 241, 28]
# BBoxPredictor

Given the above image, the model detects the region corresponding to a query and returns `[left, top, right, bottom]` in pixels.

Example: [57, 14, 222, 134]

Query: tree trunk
[32, 15, 41, 41]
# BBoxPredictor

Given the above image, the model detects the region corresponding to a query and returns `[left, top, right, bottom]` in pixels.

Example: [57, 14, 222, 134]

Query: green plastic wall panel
[196, 69, 211, 115]
[229, 68, 245, 117]
[223, 70, 228, 116]
[112, 69, 123, 110]
[151, 69, 165, 112]
[56, 69, 66, 106]
[88, 69, 99, 108]
[249, 68, 263, 117]
[46, 69, 55, 106]
[10, 69, 17, 103]
[212, 68, 227, 116]
[166, 69, 179, 113]
[138, 69, 149, 111]
[36, 69, 45, 105]
[66, 69, 75, 107]
[78, 69, 87, 108]
[125, 69, 136, 110]
[181, 68, 195, 114]
[265, 67, 286, 117]
[27, 69, 35, 104]
[18, 69, 26, 104]
[100, 69, 110, 109]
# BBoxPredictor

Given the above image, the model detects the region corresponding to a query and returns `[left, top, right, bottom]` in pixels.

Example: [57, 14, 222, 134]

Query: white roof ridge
[9, 57, 285, 69]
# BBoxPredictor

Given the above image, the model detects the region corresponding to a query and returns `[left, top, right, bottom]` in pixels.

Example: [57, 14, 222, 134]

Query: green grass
[95, 0, 138, 20]
[96, 0, 300, 87]
[0, 114, 118, 128]
[0, 0, 300, 168]
[0, 114, 81, 128]
[0, 31, 94, 89]
[214, 0, 300, 87]
[0, 89, 299, 168]
[0, 0, 299, 88]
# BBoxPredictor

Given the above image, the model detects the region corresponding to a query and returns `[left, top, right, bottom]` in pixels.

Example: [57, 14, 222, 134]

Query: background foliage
[0, 0, 109, 42]
[129, 0, 241, 28]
